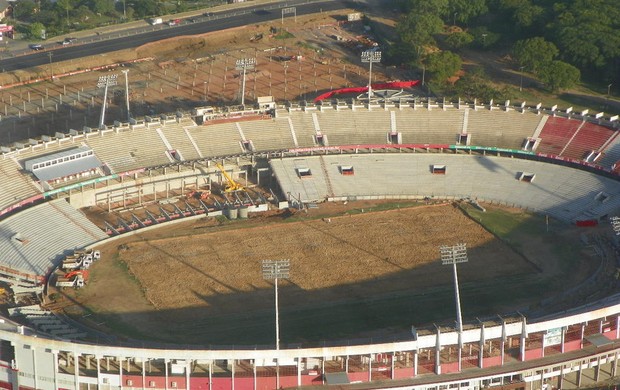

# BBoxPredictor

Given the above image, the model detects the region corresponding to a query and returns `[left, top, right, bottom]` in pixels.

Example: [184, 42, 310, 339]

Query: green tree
[90, 0, 115, 15]
[512, 37, 558, 73]
[426, 50, 462, 83]
[55, 0, 72, 25]
[448, 0, 487, 24]
[445, 31, 474, 49]
[12, 0, 36, 21]
[538, 60, 580, 92]
[27, 22, 45, 39]
[396, 12, 444, 49]
[550, 0, 620, 72]
[469, 27, 500, 49]
[497, 0, 544, 29]
[402, 0, 449, 16]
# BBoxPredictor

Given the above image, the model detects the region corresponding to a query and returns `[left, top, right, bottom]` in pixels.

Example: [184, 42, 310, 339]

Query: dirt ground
[54, 201, 591, 345]
[0, 9, 411, 145]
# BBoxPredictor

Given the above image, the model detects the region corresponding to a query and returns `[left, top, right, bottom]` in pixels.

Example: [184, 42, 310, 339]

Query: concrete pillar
[413, 351, 418, 377]
[209, 361, 213, 390]
[435, 327, 442, 375]
[561, 327, 566, 353]
[119, 357, 123, 390]
[612, 352, 618, 377]
[577, 360, 583, 387]
[296, 358, 301, 387]
[31, 348, 37, 390]
[391, 353, 395, 380]
[368, 354, 372, 382]
[52, 350, 59, 390]
[479, 324, 485, 368]
[142, 359, 146, 390]
[580, 324, 585, 349]
[558, 365, 564, 389]
[595, 356, 601, 382]
[186, 360, 191, 390]
[96, 356, 101, 386]
[231, 359, 235, 390]
[73, 351, 79, 390]
[165, 358, 169, 390]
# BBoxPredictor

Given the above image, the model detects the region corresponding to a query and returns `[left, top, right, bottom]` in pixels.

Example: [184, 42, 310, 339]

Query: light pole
[96, 74, 118, 129]
[519, 66, 525, 92]
[481, 33, 487, 47]
[121, 69, 130, 121]
[608, 83, 613, 98]
[203, 81, 208, 102]
[440, 243, 469, 372]
[235, 58, 256, 106]
[361, 50, 381, 102]
[453, 12, 458, 26]
[262, 259, 290, 390]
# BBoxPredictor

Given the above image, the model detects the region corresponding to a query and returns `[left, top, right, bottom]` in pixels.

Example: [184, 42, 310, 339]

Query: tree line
[388, 0, 619, 98]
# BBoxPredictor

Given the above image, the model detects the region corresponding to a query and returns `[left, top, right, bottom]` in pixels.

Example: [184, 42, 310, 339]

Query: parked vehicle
[149, 17, 163, 25]
[167, 19, 181, 26]
[29, 44, 44, 51]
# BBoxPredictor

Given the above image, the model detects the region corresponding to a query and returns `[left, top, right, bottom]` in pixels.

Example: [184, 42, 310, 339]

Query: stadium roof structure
[22, 146, 101, 182]
[0, 199, 107, 282]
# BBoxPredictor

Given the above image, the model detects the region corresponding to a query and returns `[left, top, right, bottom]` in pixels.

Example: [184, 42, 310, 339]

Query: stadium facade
[0, 99, 619, 390]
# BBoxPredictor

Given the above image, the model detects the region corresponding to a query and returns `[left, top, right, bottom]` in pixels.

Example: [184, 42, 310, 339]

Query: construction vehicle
[215, 163, 244, 192]
[55, 270, 88, 289]
[61, 250, 100, 271]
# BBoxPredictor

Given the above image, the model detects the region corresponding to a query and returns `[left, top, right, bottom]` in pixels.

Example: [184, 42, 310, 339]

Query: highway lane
[0, 0, 352, 73]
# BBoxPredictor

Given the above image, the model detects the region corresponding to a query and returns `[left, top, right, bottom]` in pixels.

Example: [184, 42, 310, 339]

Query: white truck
[149, 17, 163, 25]
[55, 274, 85, 288]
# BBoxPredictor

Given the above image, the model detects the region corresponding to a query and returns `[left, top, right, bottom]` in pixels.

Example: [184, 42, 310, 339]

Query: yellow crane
[215, 163, 244, 192]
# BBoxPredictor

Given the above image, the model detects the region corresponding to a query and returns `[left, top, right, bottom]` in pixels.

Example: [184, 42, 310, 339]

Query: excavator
[215, 163, 244, 192]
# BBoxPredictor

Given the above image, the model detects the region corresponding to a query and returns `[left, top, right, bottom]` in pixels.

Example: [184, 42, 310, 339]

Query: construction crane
[215, 163, 244, 192]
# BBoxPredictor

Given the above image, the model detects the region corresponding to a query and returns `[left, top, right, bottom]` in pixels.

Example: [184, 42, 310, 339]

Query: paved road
[0, 0, 351, 72]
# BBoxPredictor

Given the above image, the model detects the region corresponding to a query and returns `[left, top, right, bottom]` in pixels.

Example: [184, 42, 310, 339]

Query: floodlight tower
[262, 259, 290, 390]
[440, 243, 469, 372]
[121, 69, 130, 121]
[361, 50, 381, 102]
[236, 58, 256, 106]
[96, 74, 118, 129]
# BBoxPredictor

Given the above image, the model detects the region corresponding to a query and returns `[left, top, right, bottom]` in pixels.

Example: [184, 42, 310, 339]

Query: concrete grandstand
[0, 98, 618, 389]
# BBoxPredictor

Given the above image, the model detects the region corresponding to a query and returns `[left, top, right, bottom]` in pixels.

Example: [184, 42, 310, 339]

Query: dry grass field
[59, 201, 591, 345]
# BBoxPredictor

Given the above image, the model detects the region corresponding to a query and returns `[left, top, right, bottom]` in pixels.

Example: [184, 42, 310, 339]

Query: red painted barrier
[313, 80, 420, 102]
[575, 220, 598, 227]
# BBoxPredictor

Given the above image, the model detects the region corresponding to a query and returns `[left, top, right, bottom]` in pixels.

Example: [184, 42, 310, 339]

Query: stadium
[0, 93, 619, 390]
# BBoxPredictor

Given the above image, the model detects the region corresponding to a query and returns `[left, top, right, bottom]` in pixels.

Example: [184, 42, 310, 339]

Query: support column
[580, 324, 585, 349]
[208, 361, 212, 390]
[435, 327, 442, 375]
[52, 351, 59, 390]
[296, 358, 301, 387]
[561, 327, 566, 353]
[254, 360, 258, 390]
[500, 318, 506, 366]
[612, 352, 618, 377]
[577, 360, 583, 387]
[479, 324, 485, 368]
[73, 352, 79, 390]
[97, 356, 101, 388]
[142, 359, 146, 390]
[186, 360, 191, 390]
[165, 358, 169, 390]
[231, 360, 235, 390]
[368, 354, 372, 382]
[119, 357, 123, 390]
[391, 353, 395, 380]
[558, 365, 564, 390]
[595, 356, 601, 382]
[413, 351, 418, 377]
[520, 317, 527, 361]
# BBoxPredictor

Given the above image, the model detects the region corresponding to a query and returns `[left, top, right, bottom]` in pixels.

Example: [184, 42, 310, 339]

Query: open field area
[58, 201, 597, 346]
